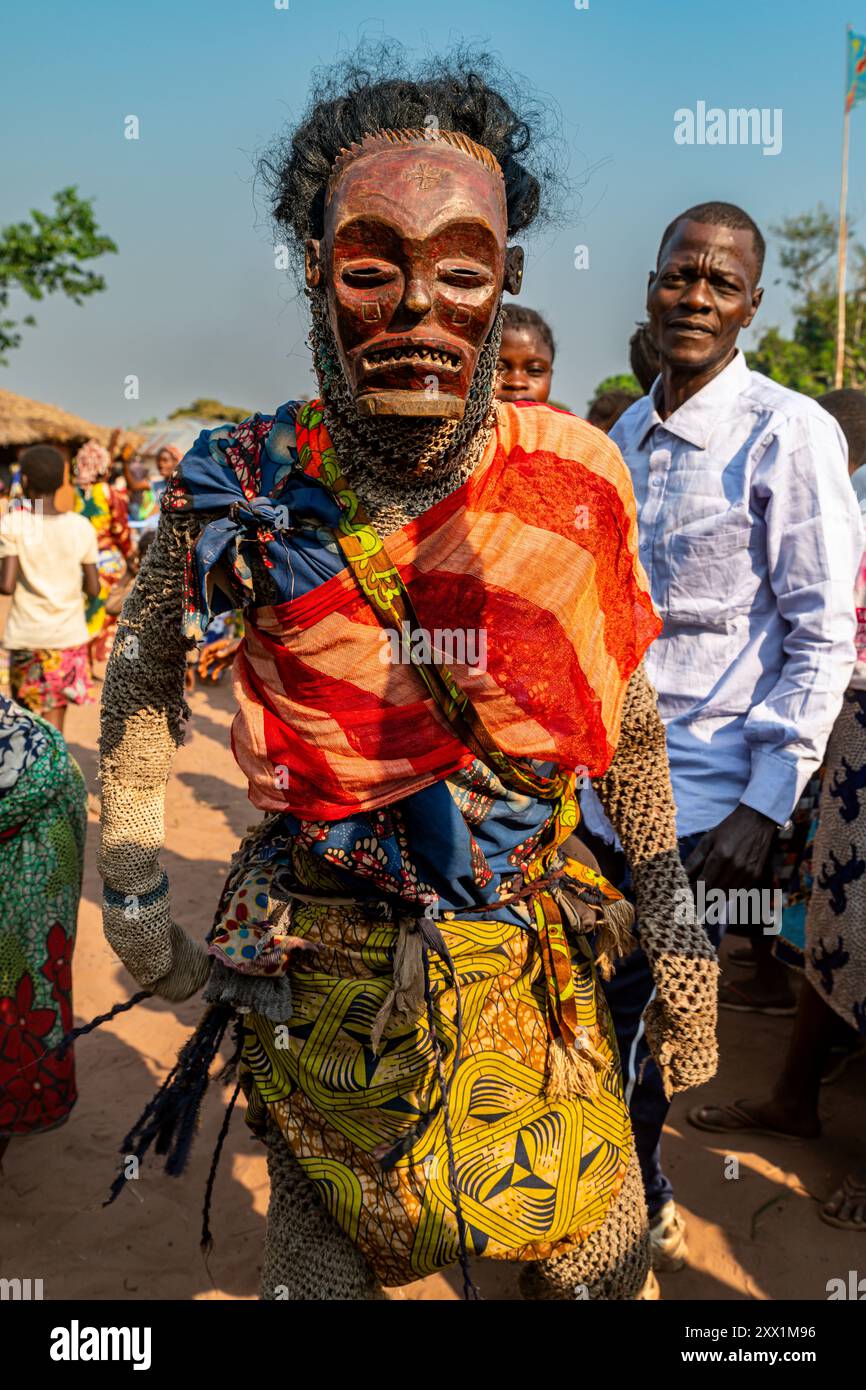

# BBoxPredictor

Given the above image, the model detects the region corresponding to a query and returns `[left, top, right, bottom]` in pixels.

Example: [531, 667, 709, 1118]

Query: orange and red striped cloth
[228, 402, 660, 818]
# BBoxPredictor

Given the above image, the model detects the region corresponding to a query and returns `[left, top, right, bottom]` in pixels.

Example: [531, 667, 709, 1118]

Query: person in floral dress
[73, 439, 133, 665]
[0, 695, 87, 1159]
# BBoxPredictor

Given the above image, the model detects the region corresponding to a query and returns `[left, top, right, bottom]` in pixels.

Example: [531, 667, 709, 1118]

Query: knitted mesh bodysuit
[98, 305, 719, 1301]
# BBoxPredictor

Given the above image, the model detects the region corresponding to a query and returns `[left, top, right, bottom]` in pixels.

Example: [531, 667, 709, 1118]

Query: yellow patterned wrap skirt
[240, 897, 631, 1287]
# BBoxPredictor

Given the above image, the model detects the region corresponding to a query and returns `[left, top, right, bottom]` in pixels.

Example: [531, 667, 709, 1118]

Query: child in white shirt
[0, 445, 100, 735]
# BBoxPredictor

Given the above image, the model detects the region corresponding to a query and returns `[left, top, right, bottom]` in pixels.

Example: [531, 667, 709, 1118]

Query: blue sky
[2, 0, 864, 424]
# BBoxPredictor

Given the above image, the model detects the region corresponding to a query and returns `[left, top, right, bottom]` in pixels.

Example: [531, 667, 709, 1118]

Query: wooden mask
[305, 129, 524, 419]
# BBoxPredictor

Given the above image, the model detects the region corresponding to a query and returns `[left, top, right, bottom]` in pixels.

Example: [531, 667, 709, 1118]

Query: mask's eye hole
[342, 263, 396, 288]
[442, 266, 484, 284]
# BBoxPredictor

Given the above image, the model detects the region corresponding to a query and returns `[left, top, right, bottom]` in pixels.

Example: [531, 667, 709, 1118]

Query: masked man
[98, 56, 718, 1301]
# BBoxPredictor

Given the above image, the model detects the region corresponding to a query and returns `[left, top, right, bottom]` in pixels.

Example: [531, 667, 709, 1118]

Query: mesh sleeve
[98, 510, 211, 997]
[592, 662, 719, 1095]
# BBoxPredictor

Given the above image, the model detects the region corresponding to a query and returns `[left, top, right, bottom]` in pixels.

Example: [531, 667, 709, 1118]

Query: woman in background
[125, 445, 182, 541]
[152, 445, 183, 503]
[495, 304, 555, 404]
[73, 439, 132, 665]
[0, 695, 86, 1160]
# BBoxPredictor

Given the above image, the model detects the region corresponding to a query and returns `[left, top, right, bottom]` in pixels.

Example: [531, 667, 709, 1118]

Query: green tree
[169, 397, 251, 423]
[591, 372, 642, 398]
[746, 206, 866, 393]
[771, 205, 838, 296]
[0, 186, 117, 365]
[743, 327, 820, 396]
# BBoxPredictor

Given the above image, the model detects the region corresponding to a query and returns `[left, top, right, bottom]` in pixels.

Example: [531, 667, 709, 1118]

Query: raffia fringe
[370, 920, 425, 1053]
[594, 897, 637, 981]
[646, 1037, 675, 1102]
[545, 1032, 609, 1101]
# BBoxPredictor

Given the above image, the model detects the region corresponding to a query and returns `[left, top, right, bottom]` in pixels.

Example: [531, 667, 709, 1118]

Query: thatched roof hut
[0, 388, 143, 456]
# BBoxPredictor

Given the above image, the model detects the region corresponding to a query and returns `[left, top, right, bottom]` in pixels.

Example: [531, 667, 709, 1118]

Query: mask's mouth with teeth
[346, 333, 474, 417]
[361, 341, 462, 374]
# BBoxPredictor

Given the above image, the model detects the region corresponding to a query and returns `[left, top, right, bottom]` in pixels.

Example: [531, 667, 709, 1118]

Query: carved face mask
[306, 130, 523, 420]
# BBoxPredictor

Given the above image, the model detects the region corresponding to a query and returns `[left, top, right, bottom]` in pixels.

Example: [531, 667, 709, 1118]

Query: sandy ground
[2, 672, 864, 1302]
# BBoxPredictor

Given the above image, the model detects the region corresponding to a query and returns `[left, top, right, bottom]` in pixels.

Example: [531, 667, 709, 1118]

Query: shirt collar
[637, 349, 752, 450]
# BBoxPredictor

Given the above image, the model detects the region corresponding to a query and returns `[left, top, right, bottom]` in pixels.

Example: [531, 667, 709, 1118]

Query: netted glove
[592, 662, 719, 1096]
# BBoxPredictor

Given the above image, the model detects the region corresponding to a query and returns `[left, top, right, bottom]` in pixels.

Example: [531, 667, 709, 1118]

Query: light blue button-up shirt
[585, 350, 862, 839]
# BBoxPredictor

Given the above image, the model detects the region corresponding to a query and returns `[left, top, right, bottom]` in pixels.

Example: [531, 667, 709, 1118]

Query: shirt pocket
[666, 522, 760, 632]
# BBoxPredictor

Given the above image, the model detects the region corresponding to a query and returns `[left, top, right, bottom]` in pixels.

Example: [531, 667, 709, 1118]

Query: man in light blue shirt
[583, 200, 863, 1274]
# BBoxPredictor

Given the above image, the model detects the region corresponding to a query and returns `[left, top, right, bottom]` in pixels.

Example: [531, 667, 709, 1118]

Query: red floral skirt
[0, 741, 86, 1136]
[8, 645, 94, 715]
